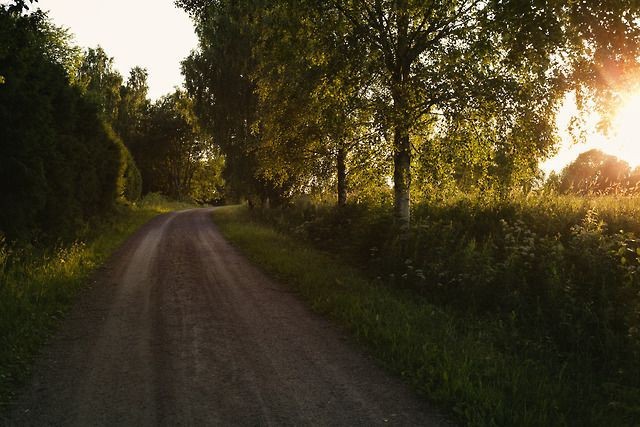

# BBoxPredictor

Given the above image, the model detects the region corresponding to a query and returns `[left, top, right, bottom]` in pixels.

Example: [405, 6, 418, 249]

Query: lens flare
[610, 92, 640, 167]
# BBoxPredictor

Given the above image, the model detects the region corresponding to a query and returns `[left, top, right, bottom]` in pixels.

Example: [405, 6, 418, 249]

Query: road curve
[6, 208, 449, 426]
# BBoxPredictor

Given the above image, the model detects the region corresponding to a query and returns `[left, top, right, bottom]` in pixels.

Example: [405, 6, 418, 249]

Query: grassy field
[0, 194, 192, 412]
[212, 200, 640, 426]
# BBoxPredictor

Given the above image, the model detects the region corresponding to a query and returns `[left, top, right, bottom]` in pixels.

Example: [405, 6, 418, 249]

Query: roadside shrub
[112, 130, 142, 202]
[249, 194, 640, 396]
[0, 9, 123, 242]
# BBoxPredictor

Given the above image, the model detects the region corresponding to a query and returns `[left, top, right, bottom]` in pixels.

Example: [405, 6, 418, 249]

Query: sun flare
[610, 92, 640, 168]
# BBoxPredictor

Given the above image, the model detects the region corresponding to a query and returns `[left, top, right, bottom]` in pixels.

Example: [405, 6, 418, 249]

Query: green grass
[212, 205, 639, 426]
[0, 194, 192, 413]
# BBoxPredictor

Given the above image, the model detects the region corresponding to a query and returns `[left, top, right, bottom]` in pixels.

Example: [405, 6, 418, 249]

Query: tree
[73, 48, 147, 202]
[116, 66, 149, 144]
[190, 150, 225, 204]
[0, 4, 122, 239]
[135, 90, 213, 200]
[5, 0, 36, 14]
[316, 1, 580, 224]
[563, 0, 640, 125]
[559, 149, 631, 194]
[252, 2, 385, 207]
[178, 0, 640, 221]
[180, 0, 283, 204]
[76, 46, 123, 124]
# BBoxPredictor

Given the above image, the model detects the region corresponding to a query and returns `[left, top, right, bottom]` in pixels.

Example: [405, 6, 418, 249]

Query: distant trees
[133, 90, 220, 201]
[0, 0, 226, 241]
[73, 47, 144, 202]
[69, 44, 222, 203]
[76, 47, 123, 124]
[557, 149, 640, 195]
[116, 66, 149, 147]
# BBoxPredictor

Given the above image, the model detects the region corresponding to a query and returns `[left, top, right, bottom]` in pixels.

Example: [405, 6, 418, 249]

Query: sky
[540, 94, 600, 175]
[38, 0, 199, 100]
[541, 91, 640, 175]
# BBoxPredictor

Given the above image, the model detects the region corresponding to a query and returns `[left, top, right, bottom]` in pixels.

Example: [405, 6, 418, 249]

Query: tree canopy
[5, 0, 640, 240]
[132, 89, 220, 201]
[178, 0, 640, 223]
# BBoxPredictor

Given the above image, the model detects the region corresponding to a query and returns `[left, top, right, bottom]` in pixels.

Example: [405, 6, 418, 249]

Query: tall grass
[217, 194, 640, 426]
[0, 193, 191, 412]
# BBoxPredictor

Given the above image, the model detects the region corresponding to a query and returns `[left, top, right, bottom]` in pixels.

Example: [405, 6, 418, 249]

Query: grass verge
[0, 194, 192, 413]
[212, 205, 638, 426]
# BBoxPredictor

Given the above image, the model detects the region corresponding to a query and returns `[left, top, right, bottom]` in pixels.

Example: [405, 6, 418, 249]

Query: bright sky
[38, 0, 198, 100]
[542, 90, 640, 175]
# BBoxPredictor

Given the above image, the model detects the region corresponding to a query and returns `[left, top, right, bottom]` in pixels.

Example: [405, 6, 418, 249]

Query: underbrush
[224, 194, 640, 425]
[0, 193, 190, 412]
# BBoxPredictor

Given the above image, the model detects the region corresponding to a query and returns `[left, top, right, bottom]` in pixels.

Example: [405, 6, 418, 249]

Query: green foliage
[135, 192, 195, 212]
[189, 152, 225, 204]
[0, 7, 124, 241]
[241, 194, 640, 425]
[113, 130, 142, 202]
[131, 89, 218, 201]
[251, 2, 379, 206]
[75, 46, 123, 123]
[0, 5, 152, 241]
[179, 1, 640, 224]
[181, 0, 275, 203]
[563, 0, 640, 122]
[73, 47, 148, 204]
[115, 67, 149, 149]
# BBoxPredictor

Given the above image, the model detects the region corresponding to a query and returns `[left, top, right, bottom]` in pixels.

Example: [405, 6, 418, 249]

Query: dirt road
[6, 209, 449, 426]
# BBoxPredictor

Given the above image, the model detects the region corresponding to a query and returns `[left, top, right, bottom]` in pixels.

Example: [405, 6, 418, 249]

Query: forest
[2, 0, 640, 425]
[0, 0, 223, 242]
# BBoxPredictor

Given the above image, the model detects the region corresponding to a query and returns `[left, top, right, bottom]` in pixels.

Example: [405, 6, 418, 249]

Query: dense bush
[251, 194, 640, 396]
[113, 129, 142, 202]
[0, 7, 133, 241]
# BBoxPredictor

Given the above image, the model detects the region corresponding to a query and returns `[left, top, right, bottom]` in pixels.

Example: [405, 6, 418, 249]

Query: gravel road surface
[5, 208, 449, 426]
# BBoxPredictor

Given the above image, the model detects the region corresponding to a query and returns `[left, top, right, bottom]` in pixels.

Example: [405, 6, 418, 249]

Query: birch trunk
[337, 145, 347, 207]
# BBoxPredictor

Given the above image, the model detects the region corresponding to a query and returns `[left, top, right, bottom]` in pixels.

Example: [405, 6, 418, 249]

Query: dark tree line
[0, 3, 127, 240]
[0, 1, 223, 241]
[76, 46, 223, 204]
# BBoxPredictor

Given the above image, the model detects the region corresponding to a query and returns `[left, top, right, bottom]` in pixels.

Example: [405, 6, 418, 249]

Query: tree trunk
[337, 145, 347, 207]
[391, 4, 412, 227]
[393, 126, 411, 226]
